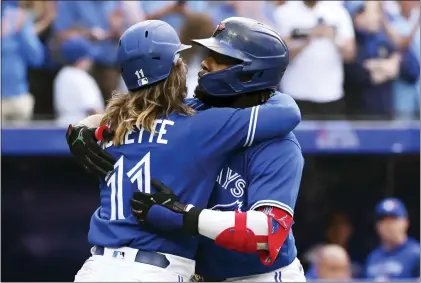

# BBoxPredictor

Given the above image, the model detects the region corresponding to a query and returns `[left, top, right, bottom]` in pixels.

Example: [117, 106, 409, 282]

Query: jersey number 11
[106, 152, 151, 220]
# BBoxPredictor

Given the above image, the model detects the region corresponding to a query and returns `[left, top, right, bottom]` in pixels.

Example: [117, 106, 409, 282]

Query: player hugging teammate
[67, 18, 305, 282]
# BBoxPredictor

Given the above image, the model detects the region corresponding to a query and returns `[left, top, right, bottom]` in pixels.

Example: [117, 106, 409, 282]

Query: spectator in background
[2, 0, 19, 8]
[120, 1, 145, 27]
[20, 0, 58, 119]
[324, 212, 354, 252]
[345, 1, 400, 120]
[141, 1, 207, 33]
[365, 198, 420, 281]
[53, 36, 104, 126]
[179, 13, 215, 98]
[274, 1, 356, 119]
[306, 244, 352, 281]
[207, 1, 276, 29]
[54, 1, 127, 101]
[20, 1, 56, 37]
[207, 1, 238, 26]
[1, 3, 44, 122]
[382, 1, 420, 120]
[207, 1, 275, 27]
[305, 212, 362, 278]
[225, 1, 274, 26]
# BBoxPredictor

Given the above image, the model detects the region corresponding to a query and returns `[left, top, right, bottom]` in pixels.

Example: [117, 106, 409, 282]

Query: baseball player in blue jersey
[65, 20, 300, 282]
[130, 18, 306, 282]
[365, 198, 420, 281]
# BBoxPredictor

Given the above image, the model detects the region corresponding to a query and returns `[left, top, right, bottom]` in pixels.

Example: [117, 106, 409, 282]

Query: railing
[2, 120, 419, 155]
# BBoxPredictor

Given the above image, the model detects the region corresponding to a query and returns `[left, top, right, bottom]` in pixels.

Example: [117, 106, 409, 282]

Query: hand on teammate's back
[66, 124, 116, 177]
[131, 179, 188, 220]
[131, 179, 202, 235]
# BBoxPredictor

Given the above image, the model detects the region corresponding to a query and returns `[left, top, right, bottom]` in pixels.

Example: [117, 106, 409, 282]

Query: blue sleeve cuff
[146, 205, 184, 231]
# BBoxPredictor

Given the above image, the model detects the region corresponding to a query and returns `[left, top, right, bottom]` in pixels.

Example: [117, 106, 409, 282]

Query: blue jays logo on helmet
[216, 23, 226, 31]
[117, 20, 191, 91]
[192, 17, 289, 97]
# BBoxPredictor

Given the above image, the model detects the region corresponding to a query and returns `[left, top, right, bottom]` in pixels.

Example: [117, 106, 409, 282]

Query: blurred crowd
[1, 2, 419, 282]
[1, 1, 419, 124]
[302, 198, 419, 281]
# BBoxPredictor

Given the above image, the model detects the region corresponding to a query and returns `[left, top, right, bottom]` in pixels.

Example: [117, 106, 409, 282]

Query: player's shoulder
[185, 104, 239, 137]
[246, 133, 302, 162]
[406, 238, 420, 246]
[184, 98, 207, 111]
[270, 91, 297, 105]
[269, 91, 300, 116]
[191, 105, 239, 122]
[282, 132, 301, 149]
[404, 238, 421, 255]
[249, 131, 301, 152]
[366, 247, 384, 262]
[272, 133, 300, 151]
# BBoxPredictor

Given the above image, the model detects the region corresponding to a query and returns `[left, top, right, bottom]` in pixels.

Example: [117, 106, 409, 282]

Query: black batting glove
[66, 124, 115, 177]
[131, 179, 203, 235]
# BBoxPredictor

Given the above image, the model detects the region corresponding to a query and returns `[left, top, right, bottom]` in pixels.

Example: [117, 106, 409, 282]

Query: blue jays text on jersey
[196, 132, 304, 280]
[365, 238, 420, 281]
[88, 93, 301, 260]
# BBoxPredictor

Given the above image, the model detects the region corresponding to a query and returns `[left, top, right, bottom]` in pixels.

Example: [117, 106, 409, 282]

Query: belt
[93, 246, 170, 269]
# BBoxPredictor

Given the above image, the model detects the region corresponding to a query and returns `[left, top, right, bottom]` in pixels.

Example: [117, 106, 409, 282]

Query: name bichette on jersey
[102, 119, 175, 149]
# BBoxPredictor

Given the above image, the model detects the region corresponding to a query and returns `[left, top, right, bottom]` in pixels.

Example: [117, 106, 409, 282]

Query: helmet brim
[177, 43, 192, 53]
[191, 38, 247, 62]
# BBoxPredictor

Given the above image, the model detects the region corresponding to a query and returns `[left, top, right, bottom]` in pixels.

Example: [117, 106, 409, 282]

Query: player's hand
[66, 124, 115, 177]
[131, 179, 188, 221]
[131, 179, 203, 235]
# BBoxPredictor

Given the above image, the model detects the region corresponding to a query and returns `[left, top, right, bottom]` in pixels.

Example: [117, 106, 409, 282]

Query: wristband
[182, 206, 203, 236]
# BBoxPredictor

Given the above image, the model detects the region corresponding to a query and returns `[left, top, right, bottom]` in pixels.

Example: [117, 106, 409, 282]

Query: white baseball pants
[74, 247, 194, 282]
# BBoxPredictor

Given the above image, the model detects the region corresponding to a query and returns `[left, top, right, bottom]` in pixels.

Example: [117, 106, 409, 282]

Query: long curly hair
[101, 58, 195, 146]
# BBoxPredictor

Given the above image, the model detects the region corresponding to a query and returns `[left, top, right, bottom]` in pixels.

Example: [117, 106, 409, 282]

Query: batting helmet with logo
[192, 17, 289, 96]
[117, 20, 191, 91]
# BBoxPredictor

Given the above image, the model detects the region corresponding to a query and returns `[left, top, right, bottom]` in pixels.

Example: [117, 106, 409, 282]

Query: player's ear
[151, 178, 172, 194]
[402, 218, 409, 231]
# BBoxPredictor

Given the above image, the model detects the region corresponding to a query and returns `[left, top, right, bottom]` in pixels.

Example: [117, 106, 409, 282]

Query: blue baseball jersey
[195, 132, 304, 280]
[88, 93, 300, 260]
[365, 238, 420, 281]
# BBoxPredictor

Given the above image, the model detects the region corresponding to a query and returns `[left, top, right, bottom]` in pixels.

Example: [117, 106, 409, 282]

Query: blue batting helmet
[192, 17, 289, 96]
[117, 20, 191, 91]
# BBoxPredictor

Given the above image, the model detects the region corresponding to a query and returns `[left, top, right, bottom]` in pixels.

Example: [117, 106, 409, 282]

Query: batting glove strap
[182, 206, 203, 236]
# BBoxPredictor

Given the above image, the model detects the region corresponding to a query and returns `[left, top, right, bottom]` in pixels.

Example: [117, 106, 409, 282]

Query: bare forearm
[396, 25, 419, 51]
[284, 38, 308, 60]
[383, 17, 418, 51]
[34, 18, 52, 35]
[385, 53, 401, 80]
[58, 28, 90, 41]
[337, 39, 356, 62]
